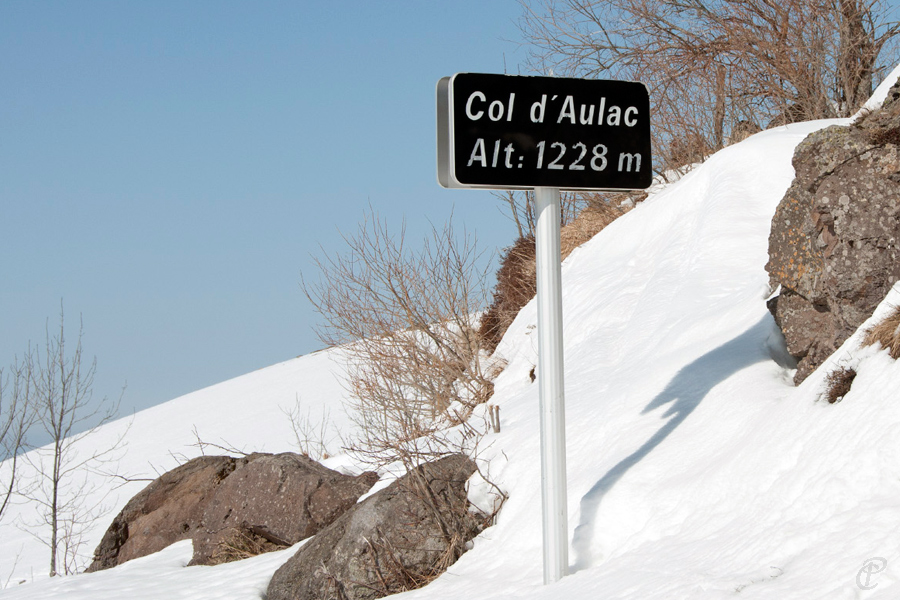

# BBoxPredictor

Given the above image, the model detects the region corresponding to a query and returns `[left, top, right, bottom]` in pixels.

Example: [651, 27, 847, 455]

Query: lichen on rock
[766, 75, 900, 384]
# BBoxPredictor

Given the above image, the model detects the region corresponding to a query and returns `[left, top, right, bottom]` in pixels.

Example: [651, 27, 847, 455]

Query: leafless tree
[519, 0, 900, 173]
[0, 358, 34, 523]
[302, 212, 495, 469]
[20, 307, 124, 576]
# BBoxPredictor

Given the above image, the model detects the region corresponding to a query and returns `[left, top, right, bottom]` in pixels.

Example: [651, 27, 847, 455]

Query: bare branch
[188, 425, 250, 458]
[519, 0, 900, 172]
[0, 357, 35, 523]
[303, 211, 496, 468]
[16, 303, 126, 577]
[281, 396, 339, 461]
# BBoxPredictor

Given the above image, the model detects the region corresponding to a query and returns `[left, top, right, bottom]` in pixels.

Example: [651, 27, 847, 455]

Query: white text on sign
[467, 140, 641, 173]
[465, 92, 640, 127]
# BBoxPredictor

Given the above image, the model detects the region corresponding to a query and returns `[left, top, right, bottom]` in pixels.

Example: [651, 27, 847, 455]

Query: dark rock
[766, 75, 900, 384]
[86, 455, 248, 572]
[88, 451, 378, 572]
[189, 453, 378, 566]
[266, 454, 486, 600]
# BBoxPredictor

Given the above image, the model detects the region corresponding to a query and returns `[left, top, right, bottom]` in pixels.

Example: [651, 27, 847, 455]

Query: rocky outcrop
[88, 452, 378, 571]
[766, 76, 900, 384]
[267, 454, 486, 600]
[189, 453, 378, 565]
[86, 455, 247, 572]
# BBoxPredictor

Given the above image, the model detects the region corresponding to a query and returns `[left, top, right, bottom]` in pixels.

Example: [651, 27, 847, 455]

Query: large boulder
[189, 453, 379, 565]
[766, 76, 900, 383]
[266, 454, 486, 600]
[86, 454, 248, 572]
[88, 452, 379, 571]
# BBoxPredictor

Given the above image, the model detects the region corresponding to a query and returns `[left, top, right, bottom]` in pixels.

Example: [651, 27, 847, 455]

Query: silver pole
[534, 186, 569, 584]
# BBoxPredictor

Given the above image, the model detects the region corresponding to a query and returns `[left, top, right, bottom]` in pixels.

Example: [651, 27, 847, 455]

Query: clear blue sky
[0, 1, 527, 420]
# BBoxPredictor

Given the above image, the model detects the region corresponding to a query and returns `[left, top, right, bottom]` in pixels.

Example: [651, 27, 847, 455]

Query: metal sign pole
[534, 186, 568, 584]
[437, 72, 650, 585]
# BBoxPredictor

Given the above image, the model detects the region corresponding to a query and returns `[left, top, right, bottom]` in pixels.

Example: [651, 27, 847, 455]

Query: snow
[857, 62, 900, 116]
[0, 541, 299, 600]
[0, 348, 354, 588]
[4, 81, 900, 598]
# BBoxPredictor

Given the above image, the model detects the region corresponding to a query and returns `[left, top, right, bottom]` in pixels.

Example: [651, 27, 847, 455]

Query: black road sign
[437, 73, 652, 190]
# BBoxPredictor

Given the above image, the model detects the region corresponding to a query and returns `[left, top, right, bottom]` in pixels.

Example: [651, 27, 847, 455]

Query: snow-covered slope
[3, 69, 900, 598]
[0, 348, 355, 588]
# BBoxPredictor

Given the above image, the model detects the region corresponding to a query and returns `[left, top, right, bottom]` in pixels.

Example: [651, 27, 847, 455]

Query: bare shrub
[824, 366, 857, 403]
[519, 0, 900, 174]
[302, 212, 494, 469]
[863, 305, 900, 357]
[302, 213, 508, 598]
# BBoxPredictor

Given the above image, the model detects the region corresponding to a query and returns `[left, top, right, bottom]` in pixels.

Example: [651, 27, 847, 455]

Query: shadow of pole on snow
[570, 315, 792, 572]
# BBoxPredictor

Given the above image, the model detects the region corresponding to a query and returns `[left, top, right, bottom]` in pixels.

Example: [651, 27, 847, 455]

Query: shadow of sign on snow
[571, 315, 793, 572]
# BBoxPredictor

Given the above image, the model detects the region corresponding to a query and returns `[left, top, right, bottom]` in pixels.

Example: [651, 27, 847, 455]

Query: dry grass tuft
[478, 235, 537, 353]
[560, 195, 631, 258]
[824, 367, 857, 404]
[869, 126, 900, 146]
[359, 531, 448, 595]
[863, 305, 900, 358]
[479, 196, 634, 352]
[208, 526, 289, 565]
